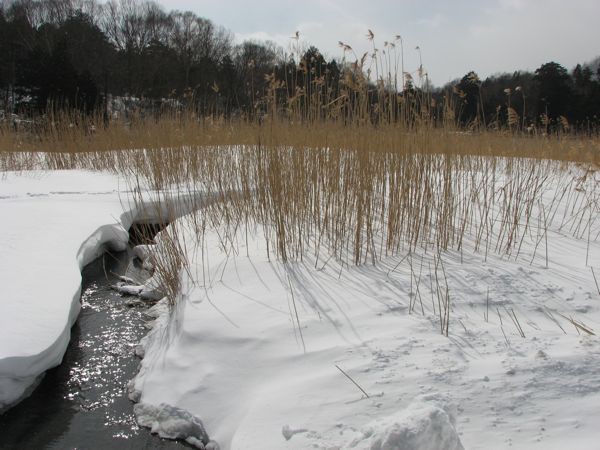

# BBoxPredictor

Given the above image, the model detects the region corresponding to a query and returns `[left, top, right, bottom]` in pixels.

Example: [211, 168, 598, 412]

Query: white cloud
[417, 13, 446, 29]
[497, 0, 525, 11]
[233, 31, 290, 46]
[161, 0, 600, 86]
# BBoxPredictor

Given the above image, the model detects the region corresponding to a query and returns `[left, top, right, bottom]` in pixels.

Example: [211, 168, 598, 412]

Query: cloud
[497, 0, 525, 11]
[234, 31, 290, 46]
[162, 0, 600, 86]
[296, 22, 325, 34]
[417, 13, 446, 29]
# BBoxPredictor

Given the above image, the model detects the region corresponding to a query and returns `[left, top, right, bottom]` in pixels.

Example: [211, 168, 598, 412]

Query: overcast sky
[159, 0, 600, 86]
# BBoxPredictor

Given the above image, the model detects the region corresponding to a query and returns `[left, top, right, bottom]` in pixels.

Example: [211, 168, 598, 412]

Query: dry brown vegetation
[1, 34, 599, 333]
[2, 31, 600, 165]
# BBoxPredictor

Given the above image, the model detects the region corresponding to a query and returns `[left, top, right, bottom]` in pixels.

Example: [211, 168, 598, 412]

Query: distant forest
[1, 0, 600, 131]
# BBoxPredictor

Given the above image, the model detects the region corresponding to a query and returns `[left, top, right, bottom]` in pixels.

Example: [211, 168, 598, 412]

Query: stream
[0, 246, 186, 449]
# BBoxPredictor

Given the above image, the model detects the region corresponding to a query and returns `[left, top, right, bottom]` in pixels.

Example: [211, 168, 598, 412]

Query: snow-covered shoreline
[0, 170, 203, 412]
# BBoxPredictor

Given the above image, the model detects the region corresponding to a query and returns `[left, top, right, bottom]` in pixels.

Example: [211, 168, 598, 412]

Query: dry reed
[1, 32, 598, 338]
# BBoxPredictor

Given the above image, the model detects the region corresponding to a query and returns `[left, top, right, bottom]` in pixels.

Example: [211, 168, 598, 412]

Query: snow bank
[345, 394, 463, 450]
[0, 171, 128, 411]
[0, 171, 205, 411]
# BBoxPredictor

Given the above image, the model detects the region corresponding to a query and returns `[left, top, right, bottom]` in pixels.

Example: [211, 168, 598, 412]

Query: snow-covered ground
[131, 173, 600, 450]
[2, 166, 600, 450]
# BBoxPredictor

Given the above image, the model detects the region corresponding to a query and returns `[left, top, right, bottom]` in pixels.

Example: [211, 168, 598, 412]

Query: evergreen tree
[454, 71, 481, 125]
[533, 62, 572, 121]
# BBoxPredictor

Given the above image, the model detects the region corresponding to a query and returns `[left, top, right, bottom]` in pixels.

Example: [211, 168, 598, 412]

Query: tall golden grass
[1, 32, 598, 336]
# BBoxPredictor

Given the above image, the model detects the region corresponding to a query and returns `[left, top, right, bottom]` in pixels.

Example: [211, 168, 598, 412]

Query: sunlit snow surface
[129, 164, 600, 450]
[2, 167, 600, 450]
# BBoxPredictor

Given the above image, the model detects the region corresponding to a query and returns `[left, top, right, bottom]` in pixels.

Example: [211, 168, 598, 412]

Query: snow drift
[345, 394, 463, 450]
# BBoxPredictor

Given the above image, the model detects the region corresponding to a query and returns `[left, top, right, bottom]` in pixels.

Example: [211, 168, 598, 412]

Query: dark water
[0, 250, 187, 449]
[129, 223, 168, 246]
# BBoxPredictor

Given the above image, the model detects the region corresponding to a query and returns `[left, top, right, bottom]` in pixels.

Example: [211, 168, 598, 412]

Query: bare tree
[101, 0, 155, 52]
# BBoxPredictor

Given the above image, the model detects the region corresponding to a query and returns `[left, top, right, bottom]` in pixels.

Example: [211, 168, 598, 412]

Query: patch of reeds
[1, 31, 598, 337]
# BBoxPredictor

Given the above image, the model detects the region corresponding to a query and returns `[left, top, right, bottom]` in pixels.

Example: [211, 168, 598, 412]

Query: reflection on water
[0, 250, 186, 449]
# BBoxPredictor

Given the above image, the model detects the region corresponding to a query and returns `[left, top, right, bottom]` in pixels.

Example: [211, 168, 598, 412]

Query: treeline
[452, 61, 600, 132]
[1, 0, 599, 132]
[0, 0, 300, 116]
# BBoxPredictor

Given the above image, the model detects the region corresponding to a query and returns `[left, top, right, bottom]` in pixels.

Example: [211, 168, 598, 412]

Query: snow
[134, 402, 213, 448]
[111, 283, 144, 296]
[0, 170, 130, 410]
[130, 226, 474, 449]
[111, 274, 164, 301]
[129, 166, 600, 449]
[345, 394, 463, 450]
[0, 170, 200, 411]
[1, 165, 600, 450]
[133, 244, 155, 263]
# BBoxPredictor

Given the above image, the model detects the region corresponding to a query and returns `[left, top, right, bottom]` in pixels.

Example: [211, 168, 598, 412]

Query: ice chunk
[110, 276, 164, 302]
[134, 402, 210, 448]
[111, 283, 144, 296]
[139, 288, 164, 301]
[127, 379, 142, 402]
[118, 275, 139, 284]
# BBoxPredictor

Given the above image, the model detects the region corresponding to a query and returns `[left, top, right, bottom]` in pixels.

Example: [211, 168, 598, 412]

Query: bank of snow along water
[0, 170, 204, 412]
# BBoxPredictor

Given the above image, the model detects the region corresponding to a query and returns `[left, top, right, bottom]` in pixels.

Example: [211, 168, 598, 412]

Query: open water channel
[0, 241, 186, 449]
